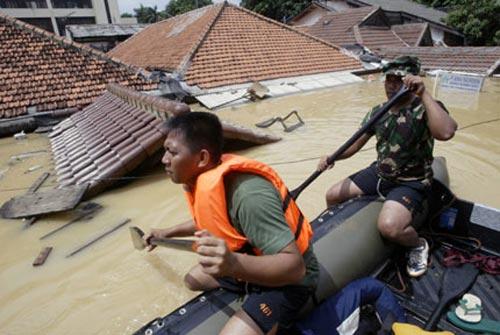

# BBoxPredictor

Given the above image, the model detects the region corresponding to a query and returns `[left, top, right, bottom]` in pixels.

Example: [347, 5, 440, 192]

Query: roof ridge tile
[177, 3, 226, 76]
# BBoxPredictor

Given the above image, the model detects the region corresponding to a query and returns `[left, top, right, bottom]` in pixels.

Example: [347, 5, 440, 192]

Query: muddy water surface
[0, 78, 498, 334]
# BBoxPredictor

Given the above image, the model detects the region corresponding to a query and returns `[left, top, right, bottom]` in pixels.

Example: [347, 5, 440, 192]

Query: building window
[51, 0, 92, 9]
[19, 17, 54, 32]
[0, 0, 48, 8]
[56, 16, 95, 36]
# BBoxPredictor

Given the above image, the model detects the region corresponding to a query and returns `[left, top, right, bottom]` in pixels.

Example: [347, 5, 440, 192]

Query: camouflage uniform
[349, 56, 435, 216]
[361, 97, 434, 186]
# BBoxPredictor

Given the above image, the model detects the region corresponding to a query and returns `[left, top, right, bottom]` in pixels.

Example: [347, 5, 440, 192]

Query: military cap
[382, 56, 421, 76]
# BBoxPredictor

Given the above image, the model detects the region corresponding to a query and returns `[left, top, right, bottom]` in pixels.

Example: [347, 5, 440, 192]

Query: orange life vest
[184, 154, 313, 255]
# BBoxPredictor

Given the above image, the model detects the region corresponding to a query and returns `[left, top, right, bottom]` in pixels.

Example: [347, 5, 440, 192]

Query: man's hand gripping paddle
[290, 85, 410, 200]
[129, 226, 198, 253]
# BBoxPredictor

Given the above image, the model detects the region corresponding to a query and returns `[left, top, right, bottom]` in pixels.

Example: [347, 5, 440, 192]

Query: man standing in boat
[318, 56, 457, 277]
[145, 112, 319, 335]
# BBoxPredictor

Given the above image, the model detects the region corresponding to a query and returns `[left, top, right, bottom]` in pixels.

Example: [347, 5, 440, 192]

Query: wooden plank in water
[33, 246, 53, 266]
[0, 185, 88, 219]
[22, 172, 51, 228]
[27, 172, 50, 194]
[66, 218, 131, 258]
[39, 202, 102, 240]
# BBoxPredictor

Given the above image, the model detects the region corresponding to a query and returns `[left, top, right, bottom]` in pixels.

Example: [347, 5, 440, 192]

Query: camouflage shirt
[361, 97, 434, 186]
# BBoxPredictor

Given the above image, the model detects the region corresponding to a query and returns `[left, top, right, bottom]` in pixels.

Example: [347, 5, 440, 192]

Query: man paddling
[318, 56, 457, 277]
[145, 112, 318, 335]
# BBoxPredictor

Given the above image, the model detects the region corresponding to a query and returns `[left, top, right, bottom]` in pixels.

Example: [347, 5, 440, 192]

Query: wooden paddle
[290, 85, 410, 200]
[129, 226, 198, 253]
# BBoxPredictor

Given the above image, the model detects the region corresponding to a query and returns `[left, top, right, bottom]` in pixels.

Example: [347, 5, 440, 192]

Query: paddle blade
[130, 226, 147, 250]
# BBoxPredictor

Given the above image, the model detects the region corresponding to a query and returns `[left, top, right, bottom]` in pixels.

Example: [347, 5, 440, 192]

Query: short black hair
[164, 112, 223, 163]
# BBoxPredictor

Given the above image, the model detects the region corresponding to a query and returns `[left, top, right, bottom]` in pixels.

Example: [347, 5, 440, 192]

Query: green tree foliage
[133, 5, 166, 23]
[413, 0, 499, 45]
[241, 0, 311, 22]
[166, 0, 213, 17]
[120, 13, 133, 18]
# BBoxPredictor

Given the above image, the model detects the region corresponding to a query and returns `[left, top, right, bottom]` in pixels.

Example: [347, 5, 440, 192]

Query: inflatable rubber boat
[133, 157, 500, 334]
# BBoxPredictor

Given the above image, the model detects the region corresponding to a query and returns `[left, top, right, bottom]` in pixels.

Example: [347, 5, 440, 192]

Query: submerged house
[345, 0, 463, 46]
[377, 47, 500, 76]
[107, 3, 363, 109]
[0, 13, 158, 135]
[292, 6, 432, 54]
[290, 0, 462, 46]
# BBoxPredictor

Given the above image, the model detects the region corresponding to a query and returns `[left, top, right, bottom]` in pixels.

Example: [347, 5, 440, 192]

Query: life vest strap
[282, 190, 292, 212]
[295, 213, 304, 240]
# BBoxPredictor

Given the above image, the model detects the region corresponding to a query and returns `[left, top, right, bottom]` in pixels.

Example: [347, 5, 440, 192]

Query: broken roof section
[108, 3, 362, 91]
[50, 84, 280, 198]
[65, 24, 148, 39]
[299, 6, 421, 50]
[377, 47, 500, 76]
[0, 13, 158, 119]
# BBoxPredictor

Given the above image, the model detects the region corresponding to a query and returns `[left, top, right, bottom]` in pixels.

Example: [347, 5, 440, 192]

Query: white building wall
[1, 0, 121, 34]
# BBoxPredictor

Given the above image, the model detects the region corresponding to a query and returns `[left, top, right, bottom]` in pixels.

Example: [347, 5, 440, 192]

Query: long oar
[290, 85, 410, 200]
[425, 263, 479, 331]
[129, 226, 197, 253]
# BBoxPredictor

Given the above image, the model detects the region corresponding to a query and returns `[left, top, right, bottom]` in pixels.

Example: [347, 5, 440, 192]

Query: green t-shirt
[361, 97, 434, 185]
[224, 173, 319, 288]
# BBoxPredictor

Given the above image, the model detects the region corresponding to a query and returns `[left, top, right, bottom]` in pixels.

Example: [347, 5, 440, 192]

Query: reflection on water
[0, 78, 498, 334]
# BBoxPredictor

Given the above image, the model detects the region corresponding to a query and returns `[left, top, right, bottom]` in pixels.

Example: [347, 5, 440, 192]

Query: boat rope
[0, 118, 499, 193]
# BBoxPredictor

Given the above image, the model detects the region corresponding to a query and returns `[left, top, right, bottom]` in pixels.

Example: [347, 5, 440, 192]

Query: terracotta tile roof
[0, 13, 158, 119]
[377, 47, 500, 75]
[303, 6, 377, 45]
[50, 84, 190, 197]
[108, 5, 222, 73]
[358, 26, 408, 49]
[303, 7, 408, 49]
[301, 6, 407, 50]
[108, 3, 361, 90]
[392, 23, 429, 46]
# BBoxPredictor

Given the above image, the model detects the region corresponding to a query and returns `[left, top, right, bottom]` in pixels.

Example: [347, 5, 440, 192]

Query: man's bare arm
[317, 133, 371, 171]
[195, 231, 306, 287]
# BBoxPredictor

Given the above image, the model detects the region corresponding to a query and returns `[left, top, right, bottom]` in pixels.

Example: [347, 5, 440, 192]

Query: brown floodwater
[0, 77, 498, 334]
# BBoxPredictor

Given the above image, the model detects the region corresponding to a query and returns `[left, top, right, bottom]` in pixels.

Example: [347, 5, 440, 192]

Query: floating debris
[1, 184, 88, 219]
[255, 110, 304, 132]
[40, 202, 103, 240]
[33, 246, 53, 266]
[66, 218, 131, 258]
[13, 130, 27, 140]
[9, 150, 48, 165]
[24, 165, 42, 174]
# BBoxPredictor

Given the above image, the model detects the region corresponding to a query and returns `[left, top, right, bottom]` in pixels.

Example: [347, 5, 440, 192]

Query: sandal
[447, 311, 500, 334]
[454, 293, 482, 323]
